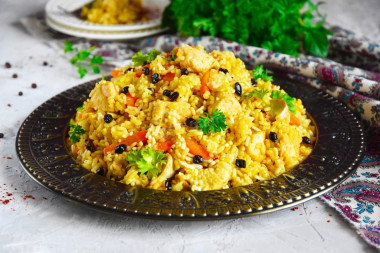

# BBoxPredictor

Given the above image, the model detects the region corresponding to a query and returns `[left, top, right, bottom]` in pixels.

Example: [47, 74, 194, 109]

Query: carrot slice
[135, 64, 150, 77]
[185, 138, 211, 160]
[290, 112, 301, 126]
[126, 93, 137, 107]
[162, 72, 175, 82]
[103, 131, 148, 155]
[111, 69, 123, 78]
[156, 140, 174, 152]
[200, 70, 211, 96]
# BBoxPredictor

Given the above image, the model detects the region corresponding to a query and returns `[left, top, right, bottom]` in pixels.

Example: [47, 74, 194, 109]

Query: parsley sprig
[163, 0, 332, 57]
[131, 49, 162, 66]
[243, 88, 269, 101]
[198, 109, 227, 135]
[69, 123, 86, 143]
[252, 65, 273, 82]
[64, 41, 103, 78]
[270, 90, 296, 114]
[126, 147, 167, 179]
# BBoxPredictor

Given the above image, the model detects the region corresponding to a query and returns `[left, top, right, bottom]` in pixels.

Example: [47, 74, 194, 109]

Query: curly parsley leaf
[270, 90, 296, 114]
[132, 49, 162, 66]
[198, 109, 227, 135]
[69, 123, 86, 143]
[243, 88, 269, 101]
[64, 41, 74, 53]
[252, 65, 273, 82]
[126, 147, 167, 179]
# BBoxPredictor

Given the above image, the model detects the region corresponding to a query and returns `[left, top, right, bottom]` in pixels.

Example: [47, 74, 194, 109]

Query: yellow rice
[67, 44, 315, 191]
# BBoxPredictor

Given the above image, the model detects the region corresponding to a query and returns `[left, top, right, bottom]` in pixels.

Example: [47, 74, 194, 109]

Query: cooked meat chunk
[246, 131, 266, 162]
[176, 45, 219, 74]
[89, 81, 119, 112]
[151, 100, 192, 127]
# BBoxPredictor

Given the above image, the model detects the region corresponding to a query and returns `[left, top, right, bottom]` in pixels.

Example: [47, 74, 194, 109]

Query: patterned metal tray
[16, 75, 366, 220]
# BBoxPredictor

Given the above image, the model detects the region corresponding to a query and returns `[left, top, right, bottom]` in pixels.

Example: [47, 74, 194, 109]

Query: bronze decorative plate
[16, 75, 366, 220]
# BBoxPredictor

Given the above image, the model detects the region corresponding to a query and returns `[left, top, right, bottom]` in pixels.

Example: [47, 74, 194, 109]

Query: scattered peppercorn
[7, 104, 11, 107]
[251, 78, 257, 86]
[193, 155, 204, 164]
[85, 139, 95, 152]
[0, 133, 4, 138]
[169, 91, 179, 101]
[235, 159, 246, 168]
[18, 91, 23, 96]
[235, 82, 242, 96]
[5, 62, 11, 68]
[186, 118, 197, 127]
[115, 144, 127, 154]
[104, 114, 113, 123]
[151, 73, 160, 84]
[302, 136, 311, 144]
[31, 83, 37, 88]
[96, 167, 104, 175]
[121, 86, 129, 94]
[12, 74, 18, 78]
[163, 89, 171, 97]
[43, 61, 48, 66]
[142, 67, 150, 75]
[269, 132, 278, 142]
[219, 68, 228, 74]
[181, 68, 189, 75]
[124, 67, 134, 74]
[165, 179, 172, 190]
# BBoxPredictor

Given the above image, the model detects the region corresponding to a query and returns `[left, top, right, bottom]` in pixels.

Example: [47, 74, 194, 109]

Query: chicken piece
[246, 131, 266, 162]
[279, 127, 301, 169]
[150, 154, 174, 190]
[151, 100, 191, 127]
[208, 93, 241, 118]
[89, 81, 118, 112]
[176, 45, 219, 74]
[177, 159, 233, 191]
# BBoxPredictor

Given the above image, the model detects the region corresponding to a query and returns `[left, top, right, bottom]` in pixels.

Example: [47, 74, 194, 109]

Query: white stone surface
[0, 0, 379, 252]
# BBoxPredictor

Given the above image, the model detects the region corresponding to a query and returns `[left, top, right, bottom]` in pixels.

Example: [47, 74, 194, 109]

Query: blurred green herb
[163, 0, 332, 57]
[132, 49, 162, 66]
[243, 88, 269, 101]
[252, 65, 273, 82]
[64, 41, 103, 78]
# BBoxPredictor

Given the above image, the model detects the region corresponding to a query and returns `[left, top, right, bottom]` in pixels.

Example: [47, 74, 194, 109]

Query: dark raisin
[163, 89, 171, 97]
[5, 62, 11, 68]
[115, 144, 127, 154]
[235, 159, 246, 168]
[121, 86, 129, 94]
[12, 74, 18, 78]
[269, 132, 278, 142]
[193, 155, 203, 164]
[169, 91, 179, 101]
[0, 133, 4, 138]
[219, 68, 228, 74]
[43, 61, 48, 66]
[181, 68, 189, 75]
[85, 139, 95, 152]
[31, 83, 37, 88]
[18, 91, 23, 96]
[142, 67, 150, 75]
[104, 114, 113, 123]
[235, 82, 242, 96]
[165, 179, 172, 190]
[124, 67, 134, 74]
[186, 118, 197, 127]
[96, 167, 104, 175]
[151, 73, 160, 84]
[302, 136, 311, 144]
[251, 78, 257, 86]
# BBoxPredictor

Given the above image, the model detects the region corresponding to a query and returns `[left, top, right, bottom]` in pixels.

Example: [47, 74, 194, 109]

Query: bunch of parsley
[163, 0, 332, 57]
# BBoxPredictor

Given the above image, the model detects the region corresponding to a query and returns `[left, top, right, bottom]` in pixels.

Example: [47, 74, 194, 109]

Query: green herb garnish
[162, 0, 332, 57]
[126, 147, 167, 179]
[76, 105, 84, 112]
[131, 49, 162, 66]
[243, 88, 269, 101]
[64, 41, 103, 78]
[198, 109, 227, 135]
[252, 65, 273, 82]
[270, 90, 296, 114]
[69, 123, 86, 143]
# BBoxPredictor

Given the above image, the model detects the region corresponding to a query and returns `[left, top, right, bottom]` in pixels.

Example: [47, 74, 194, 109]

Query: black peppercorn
[96, 167, 104, 175]
[269, 132, 278, 142]
[302, 136, 311, 144]
[181, 68, 189, 75]
[104, 114, 113, 123]
[235, 82, 242, 96]
[115, 144, 127, 154]
[186, 118, 197, 127]
[151, 73, 160, 84]
[142, 67, 150, 75]
[169, 91, 179, 101]
[235, 159, 246, 168]
[193, 155, 204, 164]
[5, 62, 11, 68]
[121, 86, 129, 94]
[163, 89, 171, 97]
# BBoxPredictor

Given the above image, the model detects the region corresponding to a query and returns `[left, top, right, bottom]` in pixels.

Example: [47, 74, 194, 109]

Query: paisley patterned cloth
[21, 13, 380, 249]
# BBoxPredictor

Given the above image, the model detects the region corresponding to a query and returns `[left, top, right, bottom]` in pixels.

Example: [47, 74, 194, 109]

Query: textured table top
[0, 0, 379, 252]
